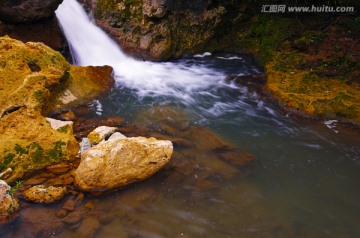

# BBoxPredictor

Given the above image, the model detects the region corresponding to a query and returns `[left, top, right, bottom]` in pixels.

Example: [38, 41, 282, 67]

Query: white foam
[56, 0, 224, 102]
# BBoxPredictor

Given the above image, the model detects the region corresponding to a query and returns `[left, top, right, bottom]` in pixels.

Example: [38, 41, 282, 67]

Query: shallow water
[2, 0, 360, 236]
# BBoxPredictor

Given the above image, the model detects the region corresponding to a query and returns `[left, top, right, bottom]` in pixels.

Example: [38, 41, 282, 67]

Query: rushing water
[2, 0, 360, 237]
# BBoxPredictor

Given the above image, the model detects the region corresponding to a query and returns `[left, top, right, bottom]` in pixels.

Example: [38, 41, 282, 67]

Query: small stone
[63, 196, 76, 211]
[22, 185, 68, 204]
[62, 211, 81, 224]
[57, 111, 76, 121]
[84, 202, 94, 209]
[87, 126, 117, 145]
[56, 209, 68, 218]
[75, 193, 85, 204]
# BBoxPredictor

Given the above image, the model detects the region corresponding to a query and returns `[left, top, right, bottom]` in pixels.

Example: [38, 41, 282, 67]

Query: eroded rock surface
[75, 137, 173, 192]
[22, 185, 68, 204]
[80, 0, 231, 60]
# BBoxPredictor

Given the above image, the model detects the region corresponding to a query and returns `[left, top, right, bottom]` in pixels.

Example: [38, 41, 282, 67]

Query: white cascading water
[55, 0, 225, 100]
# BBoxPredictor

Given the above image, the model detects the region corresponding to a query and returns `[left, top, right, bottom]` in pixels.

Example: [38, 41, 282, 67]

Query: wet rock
[75, 137, 173, 192]
[22, 185, 68, 204]
[73, 116, 126, 140]
[62, 211, 82, 224]
[46, 65, 115, 114]
[0, 180, 19, 224]
[77, 217, 100, 238]
[0, 168, 12, 180]
[0, 17, 67, 52]
[47, 162, 71, 174]
[0, 0, 63, 23]
[143, 0, 167, 18]
[57, 111, 77, 121]
[81, 0, 227, 60]
[219, 149, 256, 168]
[187, 127, 229, 151]
[63, 196, 76, 211]
[87, 126, 117, 145]
[56, 209, 68, 218]
[23, 177, 47, 186]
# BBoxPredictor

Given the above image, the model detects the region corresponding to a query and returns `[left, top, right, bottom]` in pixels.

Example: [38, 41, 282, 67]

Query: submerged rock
[75, 137, 173, 192]
[0, 180, 19, 224]
[22, 185, 68, 204]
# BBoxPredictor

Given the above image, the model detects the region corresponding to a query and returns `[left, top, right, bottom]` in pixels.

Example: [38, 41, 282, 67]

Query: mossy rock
[0, 36, 79, 182]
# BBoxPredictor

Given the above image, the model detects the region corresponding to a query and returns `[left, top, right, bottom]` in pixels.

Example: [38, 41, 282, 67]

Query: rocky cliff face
[79, 0, 242, 60]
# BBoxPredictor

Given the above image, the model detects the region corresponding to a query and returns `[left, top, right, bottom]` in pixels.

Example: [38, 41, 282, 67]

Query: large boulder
[74, 137, 173, 192]
[0, 180, 19, 224]
[0, 36, 114, 183]
[0, 0, 63, 23]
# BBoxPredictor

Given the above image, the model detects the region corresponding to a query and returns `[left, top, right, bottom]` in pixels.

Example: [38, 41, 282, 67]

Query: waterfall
[55, 0, 225, 99]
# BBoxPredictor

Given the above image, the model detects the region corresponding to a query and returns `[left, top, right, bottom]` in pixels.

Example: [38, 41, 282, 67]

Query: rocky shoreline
[0, 0, 359, 228]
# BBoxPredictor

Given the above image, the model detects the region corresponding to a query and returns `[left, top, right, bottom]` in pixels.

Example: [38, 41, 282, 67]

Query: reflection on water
[1, 53, 360, 238]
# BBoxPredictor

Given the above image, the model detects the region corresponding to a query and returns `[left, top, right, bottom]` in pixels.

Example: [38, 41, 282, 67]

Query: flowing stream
[2, 0, 360, 237]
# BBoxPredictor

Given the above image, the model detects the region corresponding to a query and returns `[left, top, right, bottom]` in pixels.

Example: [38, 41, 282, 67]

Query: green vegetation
[0, 141, 67, 173]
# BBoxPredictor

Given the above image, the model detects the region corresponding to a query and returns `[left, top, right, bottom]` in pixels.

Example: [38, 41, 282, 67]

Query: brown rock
[187, 127, 229, 151]
[62, 211, 82, 224]
[56, 209, 68, 218]
[77, 217, 100, 238]
[22, 185, 68, 204]
[23, 177, 47, 186]
[46, 65, 115, 113]
[219, 149, 256, 168]
[47, 162, 71, 174]
[63, 196, 76, 211]
[0, 0, 63, 23]
[57, 111, 77, 121]
[75, 137, 173, 192]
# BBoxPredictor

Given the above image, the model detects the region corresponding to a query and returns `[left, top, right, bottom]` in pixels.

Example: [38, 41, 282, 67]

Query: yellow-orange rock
[75, 137, 173, 192]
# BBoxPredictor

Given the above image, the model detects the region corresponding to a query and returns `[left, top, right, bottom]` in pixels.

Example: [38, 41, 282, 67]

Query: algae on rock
[0, 36, 116, 183]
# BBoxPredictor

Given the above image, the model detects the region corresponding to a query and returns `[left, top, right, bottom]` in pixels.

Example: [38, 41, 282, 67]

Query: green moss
[33, 90, 47, 104]
[57, 126, 68, 134]
[0, 141, 67, 174]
